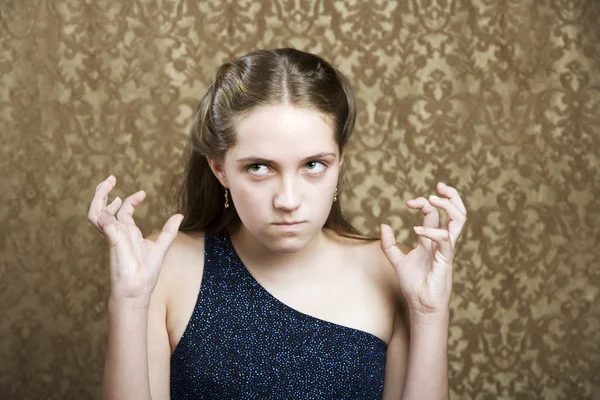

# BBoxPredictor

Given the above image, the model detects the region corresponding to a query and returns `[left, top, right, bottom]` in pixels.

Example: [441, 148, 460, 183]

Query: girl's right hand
[87, 175, 184, 305]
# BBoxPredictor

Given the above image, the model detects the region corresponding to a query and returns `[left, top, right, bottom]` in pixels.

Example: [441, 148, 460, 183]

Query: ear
[207, 157, 228, 187]
[339, 152, 344, 168]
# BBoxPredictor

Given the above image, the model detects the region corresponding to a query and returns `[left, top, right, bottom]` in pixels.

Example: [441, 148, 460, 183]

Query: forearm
[101, 297, 152, 400]
[401, 311, 449, 400]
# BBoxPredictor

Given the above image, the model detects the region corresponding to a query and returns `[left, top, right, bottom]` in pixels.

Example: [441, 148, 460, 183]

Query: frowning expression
[215, 104, 342, 254]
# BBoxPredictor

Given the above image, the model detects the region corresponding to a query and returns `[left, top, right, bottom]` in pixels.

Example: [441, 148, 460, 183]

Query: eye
[247, 164, 270, 175]
[304, 161, 326, 174]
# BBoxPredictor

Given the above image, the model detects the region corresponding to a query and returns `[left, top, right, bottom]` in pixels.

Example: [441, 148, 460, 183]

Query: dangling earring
[333, 187, 338, 202]
[224, 188, 230, 208]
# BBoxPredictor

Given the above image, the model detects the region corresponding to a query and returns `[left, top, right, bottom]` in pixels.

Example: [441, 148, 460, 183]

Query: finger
[437, 182, 467, 216]
[88, 175, 117, 228]
[153, 214, 185, 255]
[97, 196, 123, 246]
[115, 190, 146, 225]
[429, 189, 467, 247]
[95, 199, 120, 236]
[428, 194, 466, 227]
[406, 197, 440, 229]
[380, 224, 405, 270]
[406, 197, 438, 252]
[431, 198, 467, 248]
[413, 226, 453, 262]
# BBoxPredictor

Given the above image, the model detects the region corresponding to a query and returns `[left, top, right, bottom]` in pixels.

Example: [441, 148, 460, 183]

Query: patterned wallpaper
[1, 0, 599, 399]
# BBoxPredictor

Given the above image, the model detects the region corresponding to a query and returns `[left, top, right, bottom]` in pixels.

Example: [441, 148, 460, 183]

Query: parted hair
[169, 48, 364, 238]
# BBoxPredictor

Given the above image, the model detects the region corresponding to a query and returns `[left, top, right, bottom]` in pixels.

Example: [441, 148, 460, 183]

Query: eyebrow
[236, 152, 337, 165]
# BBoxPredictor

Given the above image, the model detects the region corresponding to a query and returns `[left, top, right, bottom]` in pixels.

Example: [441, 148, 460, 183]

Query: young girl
[88, 48, 466, 400]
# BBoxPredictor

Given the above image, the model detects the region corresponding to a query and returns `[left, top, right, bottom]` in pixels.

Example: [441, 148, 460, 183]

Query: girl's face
[214, 104, 342, 254]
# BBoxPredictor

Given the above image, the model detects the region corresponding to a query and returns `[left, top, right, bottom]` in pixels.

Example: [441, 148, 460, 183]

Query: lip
[272, 221, 305, 231]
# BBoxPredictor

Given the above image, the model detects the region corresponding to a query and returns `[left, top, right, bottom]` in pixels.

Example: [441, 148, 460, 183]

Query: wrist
[108, 294, 152, 312]
[409, 308, 450, 328]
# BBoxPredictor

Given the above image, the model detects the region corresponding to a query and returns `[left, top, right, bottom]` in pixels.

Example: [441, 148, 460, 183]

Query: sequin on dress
[170, 233, 388, 399]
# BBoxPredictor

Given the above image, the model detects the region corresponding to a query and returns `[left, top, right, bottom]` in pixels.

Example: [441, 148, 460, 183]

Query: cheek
[230, 182, 267, 217]
[300, 178, 338, 222]
[311, 184, 335, 216]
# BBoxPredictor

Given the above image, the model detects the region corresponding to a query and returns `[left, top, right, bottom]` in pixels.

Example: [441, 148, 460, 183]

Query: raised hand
[87, 175, 184, 304]
[380, 182, 467, 318]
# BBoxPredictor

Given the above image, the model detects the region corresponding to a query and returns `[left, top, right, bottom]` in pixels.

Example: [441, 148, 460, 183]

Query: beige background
[1, 0, 599, 399]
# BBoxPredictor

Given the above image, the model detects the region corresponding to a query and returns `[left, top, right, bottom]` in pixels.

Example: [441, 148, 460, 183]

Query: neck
[229, 227, 328, 281]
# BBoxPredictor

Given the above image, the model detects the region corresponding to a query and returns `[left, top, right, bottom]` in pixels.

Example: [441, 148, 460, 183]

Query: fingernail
[439, 182, 447, 187]
[414, 226, 424, 233]
[430, 195, 440, 200]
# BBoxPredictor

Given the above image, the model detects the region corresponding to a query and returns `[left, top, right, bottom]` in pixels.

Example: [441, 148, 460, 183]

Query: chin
[266, 236, 309, 254]
[260, 229, 316, 254]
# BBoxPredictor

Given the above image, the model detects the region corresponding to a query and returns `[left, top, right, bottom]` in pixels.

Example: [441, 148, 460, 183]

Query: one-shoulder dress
[170, 233, 388, 399]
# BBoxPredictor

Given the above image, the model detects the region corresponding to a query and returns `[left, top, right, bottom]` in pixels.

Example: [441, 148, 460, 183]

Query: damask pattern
[1, 1, 599, 399]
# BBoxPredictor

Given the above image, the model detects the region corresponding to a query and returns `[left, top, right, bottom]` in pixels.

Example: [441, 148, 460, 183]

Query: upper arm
[378, 239, 411, 400]
[382, 304, 410, 400]
[147, 280, 171, 399]
[144, 231, 181, 400]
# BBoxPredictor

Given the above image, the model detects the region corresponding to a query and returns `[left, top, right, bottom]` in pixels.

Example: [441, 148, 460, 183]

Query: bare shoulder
[146, 230, 206, 287]
[144, 230, 206, 311]
[325, 230, 410, 314]
[325, 230, 410, 292]
[145, 229, 205, 255]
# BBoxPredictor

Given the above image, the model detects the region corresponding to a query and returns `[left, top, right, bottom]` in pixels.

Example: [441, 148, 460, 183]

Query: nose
[273, 176, 302, 212]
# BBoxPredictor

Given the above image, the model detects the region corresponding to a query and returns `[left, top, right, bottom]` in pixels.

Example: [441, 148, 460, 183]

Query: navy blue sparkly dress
[170, 233, 388, 399]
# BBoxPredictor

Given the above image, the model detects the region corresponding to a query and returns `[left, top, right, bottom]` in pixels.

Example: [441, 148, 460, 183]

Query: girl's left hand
[380, 182, 467, 319]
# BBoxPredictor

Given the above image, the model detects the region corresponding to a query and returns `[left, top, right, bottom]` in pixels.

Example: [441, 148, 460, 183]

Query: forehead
[228, 105, 338, 160]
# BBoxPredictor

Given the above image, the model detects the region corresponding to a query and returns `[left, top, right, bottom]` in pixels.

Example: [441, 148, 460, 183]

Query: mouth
[272, 221, 305, 231]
